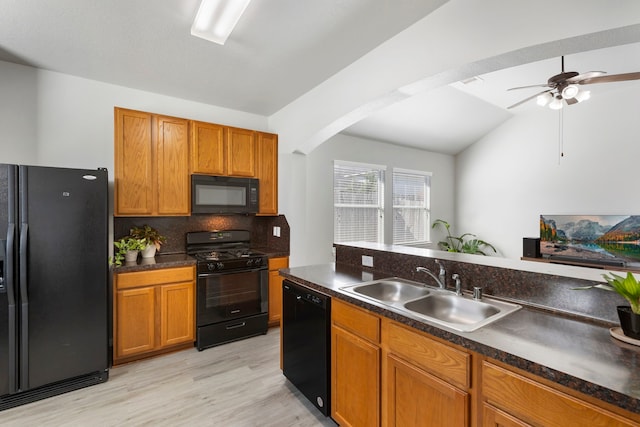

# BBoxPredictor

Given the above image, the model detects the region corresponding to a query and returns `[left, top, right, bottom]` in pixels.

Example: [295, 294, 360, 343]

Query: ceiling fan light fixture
[574, 90, 591, 103]
[549, 97, 564, 110]
[191, 0, 251, 45]
[536, 92, 552, 107]
[561, 84, 579, 99]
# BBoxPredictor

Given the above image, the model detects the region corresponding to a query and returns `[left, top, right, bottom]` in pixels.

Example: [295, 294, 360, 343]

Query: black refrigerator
[0, 164, 109, 411]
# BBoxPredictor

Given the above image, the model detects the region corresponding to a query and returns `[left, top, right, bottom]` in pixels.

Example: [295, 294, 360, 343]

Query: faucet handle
[452, 274, 462, 296]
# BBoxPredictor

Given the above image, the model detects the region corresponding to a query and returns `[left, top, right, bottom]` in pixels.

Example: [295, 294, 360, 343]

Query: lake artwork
[540, 215, 640, 267]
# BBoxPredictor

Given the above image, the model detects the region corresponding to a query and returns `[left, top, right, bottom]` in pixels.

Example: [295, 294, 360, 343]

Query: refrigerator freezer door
[19, 166, 108, 390]
[0, 164, 18, 396]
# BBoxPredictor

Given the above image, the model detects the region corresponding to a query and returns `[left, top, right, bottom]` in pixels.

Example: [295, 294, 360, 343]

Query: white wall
[294, 133, 455, 267]
[0, 61, 38, 163]
[456, 84, 640, 259]
[1, 61, 269, 172]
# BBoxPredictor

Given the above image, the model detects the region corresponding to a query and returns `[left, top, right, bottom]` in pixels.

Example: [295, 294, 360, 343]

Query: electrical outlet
[362, 255, 374, 267]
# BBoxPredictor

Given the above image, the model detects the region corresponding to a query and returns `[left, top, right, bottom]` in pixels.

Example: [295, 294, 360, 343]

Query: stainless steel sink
[404, 294, 499, 325]
[340, 277, 521, 332]
[347, 279, 431, 303]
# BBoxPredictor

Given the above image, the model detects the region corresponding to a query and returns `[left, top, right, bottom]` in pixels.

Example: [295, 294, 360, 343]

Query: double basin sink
[340, 278, 521, 332]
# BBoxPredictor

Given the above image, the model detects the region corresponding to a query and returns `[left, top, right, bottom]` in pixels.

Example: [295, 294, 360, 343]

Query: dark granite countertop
[111, 253, 196, 273]
[281, 263, 640, 415]
[111, 250, 288, 274]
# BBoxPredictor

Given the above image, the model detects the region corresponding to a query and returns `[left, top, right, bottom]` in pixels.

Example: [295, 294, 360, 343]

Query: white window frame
[392, 167, 431, 245]
[333, 160, 385, 244]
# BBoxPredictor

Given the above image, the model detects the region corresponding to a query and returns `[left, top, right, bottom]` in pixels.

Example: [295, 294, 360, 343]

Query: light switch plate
[362, 255, 374, 267]
[273, 226, 281, 237]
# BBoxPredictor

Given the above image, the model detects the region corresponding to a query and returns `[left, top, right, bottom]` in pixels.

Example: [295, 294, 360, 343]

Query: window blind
[392, 170, 430, 244]
[334, 162, 385, 243]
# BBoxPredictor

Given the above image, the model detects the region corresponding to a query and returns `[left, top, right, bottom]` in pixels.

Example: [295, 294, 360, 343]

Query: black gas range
[187, 230, 269, 350]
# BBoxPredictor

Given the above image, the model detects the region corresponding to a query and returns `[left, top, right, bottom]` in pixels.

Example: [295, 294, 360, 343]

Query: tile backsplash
[114, 214, 290, 254]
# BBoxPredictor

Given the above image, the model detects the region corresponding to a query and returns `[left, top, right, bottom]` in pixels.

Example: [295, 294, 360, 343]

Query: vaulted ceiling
[1, 0, 639, 154]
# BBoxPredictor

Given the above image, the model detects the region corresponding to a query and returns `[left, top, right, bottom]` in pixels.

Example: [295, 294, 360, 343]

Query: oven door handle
[226, 322, 246, 330]
[198, 267, 267, 278]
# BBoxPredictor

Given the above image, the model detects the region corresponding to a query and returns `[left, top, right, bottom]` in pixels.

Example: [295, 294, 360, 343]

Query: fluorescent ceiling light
[191, 0, 251, 45]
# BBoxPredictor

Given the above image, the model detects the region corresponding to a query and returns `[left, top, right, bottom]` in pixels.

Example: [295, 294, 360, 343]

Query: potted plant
[577, 272, 640, 340]
[431, 219, 497, 255]
[130, 225, 166, 258]
[110, 236, 147, 267]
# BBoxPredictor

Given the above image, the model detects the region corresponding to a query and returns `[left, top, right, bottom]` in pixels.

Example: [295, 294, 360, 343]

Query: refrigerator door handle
[5, 224, 17, 393]
[19, 222, 29, 390]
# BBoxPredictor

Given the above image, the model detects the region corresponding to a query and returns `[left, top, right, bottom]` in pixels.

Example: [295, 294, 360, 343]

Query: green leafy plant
[575, 272, 640, 314]
[109, 236, 147, 267]
[431, 219, 497, 255]
[130, 225, 166, 250]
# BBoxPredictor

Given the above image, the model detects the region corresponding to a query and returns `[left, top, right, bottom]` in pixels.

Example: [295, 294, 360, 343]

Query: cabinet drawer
[115, 266, 195, 290]
[332, 299, 380, 344]
[385, 320, 470, 389]
[268, 257, 289, 271]
[482, 361, 638, 427]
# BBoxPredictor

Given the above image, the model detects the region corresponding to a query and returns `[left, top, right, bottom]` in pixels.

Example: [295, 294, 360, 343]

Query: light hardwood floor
[2, 328, 338, 426]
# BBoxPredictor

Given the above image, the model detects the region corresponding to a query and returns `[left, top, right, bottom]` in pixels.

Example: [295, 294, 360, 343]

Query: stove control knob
[216, 262, 224, 270]
[246, 259, 254, 266]
[207, 263, 216, 271]
[254, 258, 262, 266]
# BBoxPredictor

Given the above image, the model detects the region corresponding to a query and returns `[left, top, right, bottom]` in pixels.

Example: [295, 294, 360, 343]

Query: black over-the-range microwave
[191, 175, 259, 214]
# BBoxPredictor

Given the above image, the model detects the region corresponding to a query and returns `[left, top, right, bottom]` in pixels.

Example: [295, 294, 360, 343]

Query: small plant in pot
[576, 272, 640, 340]
[130, 225, 166, 258]
[109, 236, 147, 267]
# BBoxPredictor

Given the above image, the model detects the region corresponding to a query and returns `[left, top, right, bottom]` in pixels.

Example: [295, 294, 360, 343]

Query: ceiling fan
[507, 55, 640, 109]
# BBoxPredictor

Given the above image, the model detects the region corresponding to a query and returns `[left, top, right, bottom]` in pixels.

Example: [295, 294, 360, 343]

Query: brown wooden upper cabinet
[114, 107, 190, 216]
[256, 132, 278, 215]
[226, 127, 256, 177]
[190, 120, 226, 175]
[116, 107, 279, 216]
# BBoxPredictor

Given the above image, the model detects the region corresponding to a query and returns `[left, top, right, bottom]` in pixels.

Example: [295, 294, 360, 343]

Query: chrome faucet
[452, 273, 462, 296]
[416, 265, 446, 289]
[435, 259, 446, 286]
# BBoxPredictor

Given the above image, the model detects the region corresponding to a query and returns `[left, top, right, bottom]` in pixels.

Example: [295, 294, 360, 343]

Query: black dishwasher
[282, 280, 331, 416]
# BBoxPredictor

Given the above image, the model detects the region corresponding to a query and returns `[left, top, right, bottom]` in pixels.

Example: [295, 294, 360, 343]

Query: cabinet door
[483, 404, 532, 427]
[156, 115, 190, 215]
[159, 281, 195, 347]
[386, 354, 469, 427]
[256, 132, 278, 215]
[115, 287, 156, 359]
[331, 325, 380, 427]
[191, 120, 226, 175]
[268, 270, 283, 326]
[114, 108, 153, 216]
[226, 127, 256, 177]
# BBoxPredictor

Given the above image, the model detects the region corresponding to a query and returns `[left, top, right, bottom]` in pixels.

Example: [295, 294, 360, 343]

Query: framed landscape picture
[540, 215, 640, 268]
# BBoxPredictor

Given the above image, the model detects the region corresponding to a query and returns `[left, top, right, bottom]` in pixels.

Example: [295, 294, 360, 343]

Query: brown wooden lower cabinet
[481, 361, 640, 427]
[331, 299, 381, 427]
[328, 299, 640, 427]
[386, 353, 469, 427]
[113, 266, 195, 365]
[268, 256, 289, 327]
[482, 404, 532, 427]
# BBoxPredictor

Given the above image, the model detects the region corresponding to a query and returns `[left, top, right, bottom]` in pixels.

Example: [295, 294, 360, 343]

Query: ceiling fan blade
[566, 71, 606, 83]
[579, 72, 640, 85]
[507, 84, 550, 91]
[507, 89, 552, 109]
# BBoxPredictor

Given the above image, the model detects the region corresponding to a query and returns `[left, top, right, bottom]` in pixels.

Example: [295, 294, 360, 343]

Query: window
[392, 169, 430, 244]
[334, 161, 385, 243]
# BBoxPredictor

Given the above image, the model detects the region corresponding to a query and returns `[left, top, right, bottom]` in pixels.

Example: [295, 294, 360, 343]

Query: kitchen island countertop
[281, 262, 640, 415]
